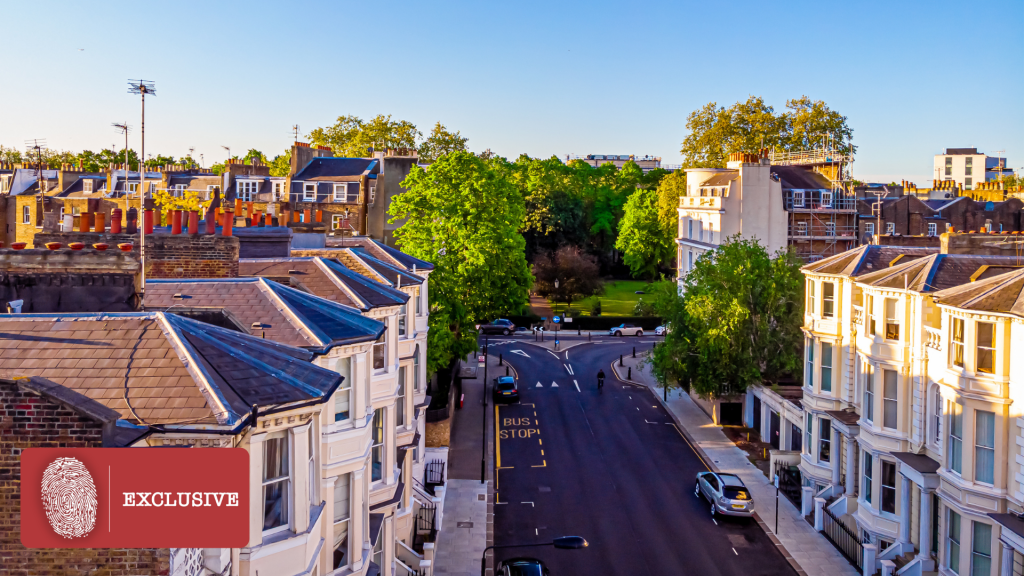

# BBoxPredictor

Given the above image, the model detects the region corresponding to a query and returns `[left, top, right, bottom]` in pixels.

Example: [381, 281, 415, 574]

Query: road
[481, 335, 796, 576]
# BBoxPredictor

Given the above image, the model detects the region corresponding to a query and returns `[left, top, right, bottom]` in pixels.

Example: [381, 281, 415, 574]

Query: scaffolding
[777, 144, 858, 262]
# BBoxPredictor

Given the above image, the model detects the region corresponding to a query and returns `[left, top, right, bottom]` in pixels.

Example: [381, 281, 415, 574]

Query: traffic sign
[553, 316, 560, 324]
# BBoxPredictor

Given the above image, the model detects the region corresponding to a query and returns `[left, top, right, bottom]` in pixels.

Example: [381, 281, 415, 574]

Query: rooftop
[292, 158, 379, 181]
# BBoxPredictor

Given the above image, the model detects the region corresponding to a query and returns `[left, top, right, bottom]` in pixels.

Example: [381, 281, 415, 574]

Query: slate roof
[339, 237, 434, 271]
[699, 171, 738, 186]
[239, 257, 409, 310]
[58, 176, 109, 198]
[930, 267, 1024, 317]
[802, 245, 938, 277]
[0, 312, 341, 430]
[293, 158, 379, 181]
[146, 277, 384, 353]
[771, 165, 832, 190]
[891, 452, 940, 474]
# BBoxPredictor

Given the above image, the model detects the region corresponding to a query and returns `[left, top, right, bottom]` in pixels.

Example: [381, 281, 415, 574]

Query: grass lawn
[549, 279, 653, 316]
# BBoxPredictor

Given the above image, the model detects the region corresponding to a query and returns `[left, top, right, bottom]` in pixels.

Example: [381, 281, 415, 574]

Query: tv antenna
[870, 186, 890, 244]
[292, 125, 300, 141]
[25, 139, 47, 226]
[128, 79, 155, 310]
[112, 122, 130, 170]
[221, 145, 231, 162]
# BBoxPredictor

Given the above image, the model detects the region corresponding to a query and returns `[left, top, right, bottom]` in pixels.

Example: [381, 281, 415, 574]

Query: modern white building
[933, 148, 1014, 191]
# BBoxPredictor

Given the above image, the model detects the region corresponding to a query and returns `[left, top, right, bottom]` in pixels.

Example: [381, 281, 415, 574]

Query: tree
[152, 189, 209, 214]
[388, 151, 532, 372]
[680, 96, 855, 169]
[242, 149, 268, 165]
[531, 245, 603, 314]
[418, 122, 468, 163]
[656, 170, 685, 237]
[510, 155, 588, 259]
[268, 150, 291, 177]
[0, 146, 22, 164]
[616, 187, 674, 280]
[309, 114, 420, 158]
[650, 237, 804, 399]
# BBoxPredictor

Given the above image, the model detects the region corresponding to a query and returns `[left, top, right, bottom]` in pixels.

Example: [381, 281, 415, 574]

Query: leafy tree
[650, 237, 804, 399]
[309, 114, 421, 158]
[268, 150, 291, 177]
[633, 298, 657, 316]
[656, 170, 685, 237]
[418, 122, 468, 163]
[680, 96, 855, 169]
[616, 187, 674, 280]
[388, 151, 532, 372]
[152, 189, 210, 214]
[0, 146, 22, 164]
[531, 245, 603, 314]
[510, 155, 588, 259]
[590, 299, 602, 316]
[77, 149, 140, 172]
[242, 149, 268, 165]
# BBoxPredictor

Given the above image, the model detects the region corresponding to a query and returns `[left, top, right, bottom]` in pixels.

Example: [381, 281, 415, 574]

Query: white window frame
[928, 222, 938, 236]
[805, 338, 814, 389]
[880, 460, 896, 514]
[865, 222, 875, 239]
[886, 222, 895, 235]
[397, 366, 407, 428]
[884, 298, 899, 341]
[334, 357, 352, 423]
[882, 369, 898, 429]
[822, 282, 835, 318]
[688, 219, 693, 239]
[83, 179, 94, 193]
[818, 418, 831, 464]
[172, 183, 186, 198]
[303, 183, 316, 201]
[237, 180, 258, 202]
[951, 317, 965, 368]
[948, 509, 961, 574]
[821, 342, 832, 392]
[972, 521, 992, 575]
[825, 221, 836, 236]
[863, 451, 873, 504]
[398, 303, 408, 339]
[821, 190, 833, 208]
[127, 182, 139, 194]
[372, 334, 386, 372]
[698, 220, 704, 242]
[949, 401, 963, 475]
[369, 185, 376, 205]
[864, 365, 875, 423]
[976, 321, 995, 374]
[272, 181, 284, 201]
[974, 410, 995, 485]
[793, 190, 805, 207]
[22, 205, 30, 224]
[933, 388, 942, 445]
[262, 435, 291, 535]
[804, 413, 813, 456]
[807, 280, 816, 314]
[797, 221, 808, 236]
[371, 408, 385, 482]
[333, 473, 352, 570]
[206, 185, 220, 200]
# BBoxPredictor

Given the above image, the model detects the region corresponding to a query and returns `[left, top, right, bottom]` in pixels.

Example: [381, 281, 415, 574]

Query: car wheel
[503, 329, 510, 335]
[615, 331, 622, 337]
[694, 480, 701, 497]
[636, 330, 643, 337]
[710, 501, 716, 517]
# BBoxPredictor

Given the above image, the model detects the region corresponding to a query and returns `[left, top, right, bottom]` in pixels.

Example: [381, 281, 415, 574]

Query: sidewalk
[433, 479, 487, 576]
[612, 354, 858, 576]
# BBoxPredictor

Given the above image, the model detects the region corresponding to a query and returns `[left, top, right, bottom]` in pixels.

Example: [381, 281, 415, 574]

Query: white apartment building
[933, 148, 1015, 191]
[749, 236, 1024, 576]
[677, 152, 787, 291]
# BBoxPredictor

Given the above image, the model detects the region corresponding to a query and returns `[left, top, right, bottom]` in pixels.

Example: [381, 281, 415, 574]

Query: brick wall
[146, 234, 239, 279]
[0, 378, 169, 576]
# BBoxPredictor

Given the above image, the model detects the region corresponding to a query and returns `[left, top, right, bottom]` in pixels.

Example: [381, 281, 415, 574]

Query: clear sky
[1, 0, 1021, 185]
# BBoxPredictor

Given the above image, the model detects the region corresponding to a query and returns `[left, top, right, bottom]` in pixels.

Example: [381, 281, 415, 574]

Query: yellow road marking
[541, 450, 544, 456]
[532, 460, 547, 468]
[539, 439, 542, 445]
[496, 403, 502, 469]
[672, 423, 710, 471]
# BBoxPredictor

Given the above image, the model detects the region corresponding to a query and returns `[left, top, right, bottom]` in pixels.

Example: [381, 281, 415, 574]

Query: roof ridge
[256, 278, 327, 348]
[314, 257, 370, 309]
[155, 312, 239, 426]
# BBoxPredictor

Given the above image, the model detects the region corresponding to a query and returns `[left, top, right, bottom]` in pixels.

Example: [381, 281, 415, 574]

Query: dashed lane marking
[522, 502, 534, 507]
[532, 461, 547, 468]
[536, 382, 543, 388]
[574, 379, 580, 392]
[732, 548, 738, 555]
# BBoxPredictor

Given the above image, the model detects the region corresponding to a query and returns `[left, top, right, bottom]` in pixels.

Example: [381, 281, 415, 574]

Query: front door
[769, 410, 780, 450]
[753, 397, 762, 438]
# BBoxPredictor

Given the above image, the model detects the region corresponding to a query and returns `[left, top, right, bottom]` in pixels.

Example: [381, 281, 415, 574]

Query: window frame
[793, 190, 805, 207]
[972, 521, 992, 576]
[398, 304, 408, 338]
[821, 190, 833, 208]
[83, 179, 93, 193]
[397, 366, 407, 428]
[886, 222, 896, 235]
[949, 401, 963, 475]
[974, 410, 995, 485]
[976, 321, 995, 374]
[933, 388, 942, 445]
[884, 298, 900, 341]
[882, 369, 898, 430]
[371, 408, 385, 482]
[865, 222, 875, 238]
[807, 281, 816, 315]
[821, 342, 833, 393]
[262, 435, 291, 535]
[951, 317, 965, 368]
[805, 338, 815, 389]
[822, 282, 835, 318]
[372, 333, 386, 371]
[818, 418, 831, 464]
[303, 182, 316, 201]
[333, 356, 352, 423]
[805, 413, 812, 456]
[863, 363, 874, 423]
[272, 181, 283, 201]
[237, 180, 257, 202]
[863, 451, 873, 504]
[333, 472, 352, 570]
[22, 205, 30, 224]
[880, 460, 896, 514]
[928, 222, 937, 236]
[948, 509, 961, 574]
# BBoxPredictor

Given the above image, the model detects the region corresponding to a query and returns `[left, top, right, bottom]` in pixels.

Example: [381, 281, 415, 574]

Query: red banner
[21, 448, 249, 548]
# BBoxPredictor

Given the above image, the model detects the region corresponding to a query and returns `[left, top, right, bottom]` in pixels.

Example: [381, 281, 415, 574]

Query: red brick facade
[0, 378, 169, 576]
[145, 234, 239, 279]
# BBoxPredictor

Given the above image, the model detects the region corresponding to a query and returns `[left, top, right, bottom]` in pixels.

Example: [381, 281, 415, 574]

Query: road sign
[541, 317, 547, 321]
[563, 317, 572, 323]
[553, 316, 560, 324]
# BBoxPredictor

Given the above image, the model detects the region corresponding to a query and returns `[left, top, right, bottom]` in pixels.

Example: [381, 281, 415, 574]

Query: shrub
[591, 299, 602, 316]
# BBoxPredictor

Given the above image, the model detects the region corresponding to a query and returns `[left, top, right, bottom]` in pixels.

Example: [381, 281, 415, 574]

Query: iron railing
[412, 501, 437, 552]
[784, 194, 858, 211]
[822, 505, 864, 570]
[424, 459, 445, 492]
[776, 463, 802, 508]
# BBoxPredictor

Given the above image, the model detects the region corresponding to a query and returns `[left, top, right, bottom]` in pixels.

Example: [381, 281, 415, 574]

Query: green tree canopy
[531, 245, 603, 313]
[616, 187, 675, 280]
[656, 170, 686, 232]
[309, 114, 421, 158]
[388, 151, 532, 372]
[681, 96, 855, 169]
[268, 150, 291, 177]
[650, 237, 804, 398]
[418, 122, 469, 163]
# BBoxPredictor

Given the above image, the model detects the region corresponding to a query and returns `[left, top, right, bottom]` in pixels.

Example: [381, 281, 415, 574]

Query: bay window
[398, 304, 408, 338]
[972, 522, 992, 576]
[866, 294, 876, 335]
[882, 369, 897, 429]
[805, 339, 814, 389]
[884, 298, 899, 340]
[821, 342, 833, 393]
[976, 322, 995, 374]
[373, 333, 386, 370]
[951, 317, 965, 367]
[262, 436, 290, 532]
[397, 367, 407, 427]
[949, 402, 963, 474]
[334, 357, 351, 422]
[863, 452, 873, 504]
[948, 510, 962, 574]
[333, 473, 351, 569]
[807, 281, 816, 315]
[933, 389, 942, 444]
[818, 418, 831, 463]
[805, 413, 812, 456]
[975, 410, 995, 484]
[864, 367, 875, 423]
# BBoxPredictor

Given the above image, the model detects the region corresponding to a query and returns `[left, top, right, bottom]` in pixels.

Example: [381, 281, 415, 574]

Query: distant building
[933, 148, 1014, 190]
[568, 154, 670, 173]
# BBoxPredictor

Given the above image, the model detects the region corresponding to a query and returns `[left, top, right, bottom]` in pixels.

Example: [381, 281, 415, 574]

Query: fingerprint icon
[40, 457, 98, 539]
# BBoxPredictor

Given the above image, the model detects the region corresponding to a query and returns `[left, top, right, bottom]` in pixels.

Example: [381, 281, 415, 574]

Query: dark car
[493, 376, 519, 402]
[480, 319, 516, 335]
[498, 558, 549, 576]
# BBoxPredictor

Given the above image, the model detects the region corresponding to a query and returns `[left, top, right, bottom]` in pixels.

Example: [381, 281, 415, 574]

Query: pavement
[486, 339, 795, 575]
[433, 479, 488, 576]
[611, 353, 859, 576]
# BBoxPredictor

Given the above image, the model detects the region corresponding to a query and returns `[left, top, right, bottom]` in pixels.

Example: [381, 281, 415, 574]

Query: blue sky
[1, 0, 1021, 185]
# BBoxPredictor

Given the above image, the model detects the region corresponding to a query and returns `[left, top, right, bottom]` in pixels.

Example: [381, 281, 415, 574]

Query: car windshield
[723, 487, 751, 500]
[506, 563, 543, 576]
[718, 474, 744, 486]
[497, 379, 516, 391]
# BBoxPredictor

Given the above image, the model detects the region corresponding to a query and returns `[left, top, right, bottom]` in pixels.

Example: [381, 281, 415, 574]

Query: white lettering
[151, 492, 163, 507]
[120, 491, 240, 507]
[228, 493, 238, 507]
[124, 493, 135, 507]
[192, 492, 202, 507]
[137, 492, 152, 506]
[212, 493, 225, 507]
[177, 492, 190, 507]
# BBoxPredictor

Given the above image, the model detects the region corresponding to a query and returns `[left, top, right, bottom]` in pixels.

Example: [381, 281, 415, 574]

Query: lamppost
[479, 327, 489, 484]
[554, 279, 560, 348]
[481, 536, 588, 576]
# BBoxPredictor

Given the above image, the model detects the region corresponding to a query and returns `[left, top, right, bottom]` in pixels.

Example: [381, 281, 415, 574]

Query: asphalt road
[480, 336, 797, 576]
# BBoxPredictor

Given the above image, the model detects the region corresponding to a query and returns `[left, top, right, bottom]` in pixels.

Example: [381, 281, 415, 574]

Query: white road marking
[547, 350, 560, 359]
[551, 382, 559, 387]
[732, 548, 738, 556]
[645, 420, 659, 424]
[535, 528, 538, 535]
[712, 518, 718, 525]
[522, 502, 534, 506]
[574, 379, 580, 392]
[511, 350, 530, 357]
[536, 382, 543, 388]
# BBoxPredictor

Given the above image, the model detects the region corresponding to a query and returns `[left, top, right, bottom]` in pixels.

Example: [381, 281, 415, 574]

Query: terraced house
[748, 233, 1024, 576]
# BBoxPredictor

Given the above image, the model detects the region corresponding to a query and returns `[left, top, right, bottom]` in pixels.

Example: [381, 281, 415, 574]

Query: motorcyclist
[597, 368, 605, 389]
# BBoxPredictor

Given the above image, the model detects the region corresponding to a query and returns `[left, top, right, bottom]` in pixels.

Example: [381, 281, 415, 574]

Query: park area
[546, 279, 651, 316]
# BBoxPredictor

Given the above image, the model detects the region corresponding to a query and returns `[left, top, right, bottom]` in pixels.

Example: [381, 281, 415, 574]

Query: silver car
[694, 472, 754, 517]
[609, 323, 643, 337]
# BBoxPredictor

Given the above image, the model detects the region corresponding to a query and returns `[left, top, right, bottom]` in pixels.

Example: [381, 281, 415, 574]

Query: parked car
[498, 558, 549, 576]
[609, 323, 643, 337]
[694, 471, 754, 517]
[654, 325, 670, 336]
[480, 319, 516, 335]
[493, 376, 519, 402]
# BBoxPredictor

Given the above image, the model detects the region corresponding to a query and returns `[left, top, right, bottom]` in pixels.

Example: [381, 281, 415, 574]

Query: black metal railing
[776, 464, 802, 508]
[425, 459, 445, 493]
[412, 501, 437, 553]
[822, 505, 863, 570]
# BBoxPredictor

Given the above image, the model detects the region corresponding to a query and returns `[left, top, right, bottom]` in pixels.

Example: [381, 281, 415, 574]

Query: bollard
[499, 353, 503, 366]
[633, 346, 636, 358]
[506, 367, 509, 376]
[628, 367, 631, 380]
[619, 354, 623, 367]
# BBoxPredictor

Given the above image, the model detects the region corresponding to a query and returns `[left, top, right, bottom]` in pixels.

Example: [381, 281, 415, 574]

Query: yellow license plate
[731, 504, 745, 509]
[503, 392, 511, 395]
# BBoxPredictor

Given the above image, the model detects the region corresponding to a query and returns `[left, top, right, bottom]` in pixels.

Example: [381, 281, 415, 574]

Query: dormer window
[333, 183, 359, 203]
[303, 183, 316, 201]
[821, 191, 833, 208]
[272, 181, 284, 201]
[237, 180, 258, 202]
[83, 179, 93, 193]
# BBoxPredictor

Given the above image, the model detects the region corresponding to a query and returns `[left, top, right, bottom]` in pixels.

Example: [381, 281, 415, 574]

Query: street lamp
[553, 279, 560, 347]
[477, 325, 489, 484]
[481, 536, 588, 576]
